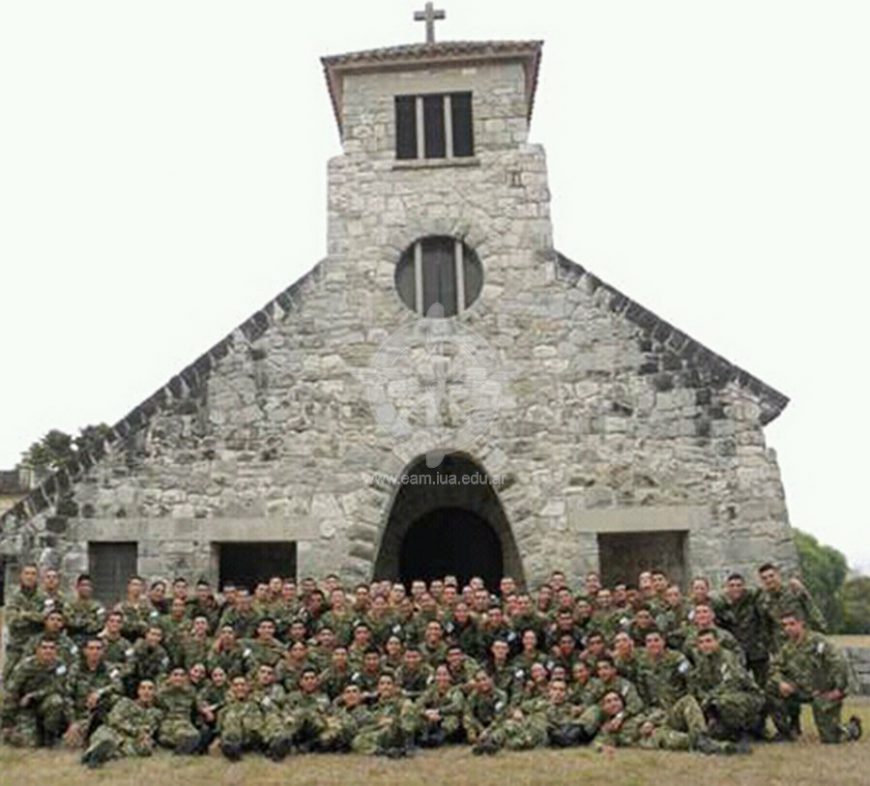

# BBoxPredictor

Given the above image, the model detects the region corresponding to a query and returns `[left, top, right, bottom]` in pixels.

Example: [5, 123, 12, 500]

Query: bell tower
[320, 10, 552, 322]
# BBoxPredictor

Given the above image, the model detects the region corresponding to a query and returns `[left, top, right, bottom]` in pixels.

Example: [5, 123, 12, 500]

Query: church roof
[321, 40, 543, 136]
[0, 252, 788, 530]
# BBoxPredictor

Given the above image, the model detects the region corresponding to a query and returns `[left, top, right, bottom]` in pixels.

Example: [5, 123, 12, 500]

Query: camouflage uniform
[475, 696, 548, 752]
[766, 631, 852, 743]
[411, 684, 465, 746]
[689, 648, 764, 739]
[283, 689, 331, 748]
[65, 660, 122, 747]
[207, 642, 253, 678]
[127, 640, 170, 691]
[3, 585, 47, 680]
[714, 588, 770, 684]
[395, 663, 433, 700]
[682, 625, 743, 665]
[758, 586, 827, 652]
[155, 683, 201, 751]
[318, 702, 373, 752]
[462, 688, 508, 744]
[82, 696, 163, 764]
[65, 598, 106, 645]
[117, 601, 153, 641]
[635, 648, 707, 742]
[351, 694, 414, 755]
[1, 655, 71, 747]
[217, 695, 265, 756]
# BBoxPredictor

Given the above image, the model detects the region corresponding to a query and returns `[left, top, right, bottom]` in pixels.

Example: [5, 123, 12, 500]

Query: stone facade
[0, 40, 797, 594]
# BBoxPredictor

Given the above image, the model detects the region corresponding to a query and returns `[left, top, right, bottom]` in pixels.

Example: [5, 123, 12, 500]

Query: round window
[395, 236, 483, 317]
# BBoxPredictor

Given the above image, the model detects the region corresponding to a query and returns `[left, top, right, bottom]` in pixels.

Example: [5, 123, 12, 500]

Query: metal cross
[414, 2, 446, 44]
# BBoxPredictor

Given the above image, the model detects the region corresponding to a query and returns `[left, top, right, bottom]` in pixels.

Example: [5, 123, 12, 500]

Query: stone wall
[0, 52, 797, 592]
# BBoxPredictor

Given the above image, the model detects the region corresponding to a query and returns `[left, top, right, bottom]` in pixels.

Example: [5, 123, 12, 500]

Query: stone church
[0, 17, 797, 601]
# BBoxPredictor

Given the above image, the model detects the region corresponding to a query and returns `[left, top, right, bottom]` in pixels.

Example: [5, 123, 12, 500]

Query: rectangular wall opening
[88, 542, 138, 603]
[597, 530, 688, 588]
[217, 542, 297, 592]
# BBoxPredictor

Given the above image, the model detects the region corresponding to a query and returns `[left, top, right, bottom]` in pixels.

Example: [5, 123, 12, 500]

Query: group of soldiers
[0, 561, 862, 768]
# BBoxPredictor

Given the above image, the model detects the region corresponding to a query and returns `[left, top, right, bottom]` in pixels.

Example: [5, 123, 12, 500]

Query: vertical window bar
[444, 94, 454, 159]
[454, 239, 465, 315]
[414, 241, 424, 315]
[415, 97, 425, 160]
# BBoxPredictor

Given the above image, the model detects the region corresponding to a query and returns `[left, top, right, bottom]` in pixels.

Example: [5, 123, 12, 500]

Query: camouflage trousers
[637, 727, 691, 751]
[85, 725, 154, 760]
[649, 695, 708, 742]
[705, 691, 764, 739]
[317, 714, 359, 752]
[767, 692, 847, 744]
[352, 716, 410, 755]
[479, 715, 548, 752]
[158, 717, 200, 749]
[285, 708, 328, 745]
[1, 694, 68, 748]
[220, 715, 264, 750]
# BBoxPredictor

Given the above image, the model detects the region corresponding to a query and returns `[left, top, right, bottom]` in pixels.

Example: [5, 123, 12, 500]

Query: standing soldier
[757, 564, 827, 652]
[80, 680, 163, 768]
[766, 611, 862, 744]
[715, 573, 770, 685]
[3, 563, 46, 680]
[65, 574, 105, 646]
[1, 638, 71, 747]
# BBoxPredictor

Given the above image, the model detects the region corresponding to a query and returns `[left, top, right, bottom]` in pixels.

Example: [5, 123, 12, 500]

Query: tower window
[395, 236, 483, 317]
[395, 92, 474, 161]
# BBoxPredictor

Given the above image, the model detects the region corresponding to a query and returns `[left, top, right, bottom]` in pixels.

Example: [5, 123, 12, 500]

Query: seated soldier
[317, 683, 373, 753]
[411, 663, 466, 748]
[545, 678, 594, 747]
[352, 673, 415, 757]
[216, 675, 266, 761]
[472, 685, 548, 755]
[80, 679, 163, 768]
[283, 666, 331, 753]
[689, 629, 765, 742]
[766, 611, 862, 744]
[463, 670, 508, 747]
[2, 638, 71, 748]
[156, 666, 208, 755]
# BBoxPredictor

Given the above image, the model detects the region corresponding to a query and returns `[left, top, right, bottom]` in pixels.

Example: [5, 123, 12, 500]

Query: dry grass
[1, 701, 868, 786]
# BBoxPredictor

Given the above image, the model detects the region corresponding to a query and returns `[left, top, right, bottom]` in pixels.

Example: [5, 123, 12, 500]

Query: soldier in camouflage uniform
[689, 629, 764, 741]
[99, 610, 134, 674]
[283, 666, 331, 752]
[117, 575, 152, 642]
[395, 646, 433, 700]
[26, 609, 80, 669]
[472, 690, 548, 754]
[714, 573, 771, 686]
[155, 666, 204, 754]
[64, 638, 122, 748]
[757, 564, 827, 652]
[2, 638, 71, 747]
[80, 680, 163, 768]
[65, 574, 106, 646]
[681, 603, 743, 665]
[462, 669, 508, 745]
[207, 624, 252, 678]
[352, 673, 415, 757]
[3, 564, 47, 681]
[766, 611, 862, 744]
[158, 596, 190, 666]
[544, 678, 594, 747]
[319, 645, 354, 700]
[216, 676, 266, 761]
[410, 663, 466, 747]
[242, 617, 285, 669]
[127, 625, 170, 693]
[317, 683, 373, 752]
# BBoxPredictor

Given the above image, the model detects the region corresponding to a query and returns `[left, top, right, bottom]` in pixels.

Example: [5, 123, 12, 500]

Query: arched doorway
[399, 507, 503, 588]
[374, 453, 524, 591]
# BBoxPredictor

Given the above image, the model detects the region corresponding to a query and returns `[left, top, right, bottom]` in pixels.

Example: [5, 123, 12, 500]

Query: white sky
[1, 2, 868, 569]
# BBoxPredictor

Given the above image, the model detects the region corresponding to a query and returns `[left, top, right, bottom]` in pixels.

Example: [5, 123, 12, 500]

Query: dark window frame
[394, 92, 474, 161]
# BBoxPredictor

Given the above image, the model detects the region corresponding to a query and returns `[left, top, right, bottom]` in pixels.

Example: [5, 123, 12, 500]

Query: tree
[841, 577, 870, 635]
[793, 529, 849, 632]
[22, 424, 112, 473]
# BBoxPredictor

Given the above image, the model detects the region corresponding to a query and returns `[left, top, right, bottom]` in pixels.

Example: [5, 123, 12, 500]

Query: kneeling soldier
[766, 611, 862, 744]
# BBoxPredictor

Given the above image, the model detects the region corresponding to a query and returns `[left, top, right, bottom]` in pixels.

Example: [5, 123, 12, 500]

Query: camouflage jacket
[689, 648, 761, 706]
[681, 625, 742, 665]
[5, 655, 71, 710]
[585, 676, 645, 718]
[414, 684, 465, 722]
[635, 649, 691, 710]
[129, 640, 170, 682]
[156, 684, 197, 722]
[768, 632, 849, 697]
[69, 661, 122, 721]
[714, 588, 769, 660]
[107, 697, 163, 742]
[5, 586, 47, 646]
[65, 598, 106, 642]
[758, 586, 827, 650]
[462, 688, 508, 738]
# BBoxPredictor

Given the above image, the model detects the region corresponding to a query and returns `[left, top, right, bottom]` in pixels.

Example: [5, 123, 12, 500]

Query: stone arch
[372, 451, 525, 590]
